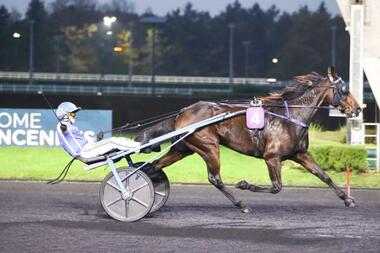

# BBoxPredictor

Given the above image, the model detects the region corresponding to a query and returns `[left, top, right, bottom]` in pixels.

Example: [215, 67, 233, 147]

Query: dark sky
[2, 0, 340, 16]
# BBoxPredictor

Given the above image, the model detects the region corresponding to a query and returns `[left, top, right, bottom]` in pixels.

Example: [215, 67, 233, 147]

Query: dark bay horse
[137, 67, 361, 213]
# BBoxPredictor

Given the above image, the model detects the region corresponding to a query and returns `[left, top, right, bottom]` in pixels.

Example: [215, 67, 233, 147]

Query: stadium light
[103, 16, 117, 27]
[113, 46, 123, 52]
[13, 32, 21, 39]
[103, 16, 117, 36]
[270, 58, 279, 83]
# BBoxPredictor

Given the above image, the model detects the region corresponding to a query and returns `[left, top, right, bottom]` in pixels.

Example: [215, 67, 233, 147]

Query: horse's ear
[327, 66, 338, 81]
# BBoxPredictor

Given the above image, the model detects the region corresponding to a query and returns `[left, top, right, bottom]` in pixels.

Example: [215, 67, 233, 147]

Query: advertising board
[0, 108, 112, 147]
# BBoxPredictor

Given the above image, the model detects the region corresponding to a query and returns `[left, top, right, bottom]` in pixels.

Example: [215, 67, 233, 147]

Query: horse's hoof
[344, 197, 357, 208]
[241, 206, 253, 214]
[236, 180, 249, 190]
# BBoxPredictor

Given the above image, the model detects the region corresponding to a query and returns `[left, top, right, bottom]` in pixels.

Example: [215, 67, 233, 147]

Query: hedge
[308, 146, 368, 173]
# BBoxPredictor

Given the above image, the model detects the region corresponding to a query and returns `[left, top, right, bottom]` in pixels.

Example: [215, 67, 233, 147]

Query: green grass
[1, 146, 379, 188]
[1, 125, 379, 187]
[308, 124, 347, 146]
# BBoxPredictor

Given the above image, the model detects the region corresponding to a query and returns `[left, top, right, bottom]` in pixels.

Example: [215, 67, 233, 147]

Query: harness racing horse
[137, 67, 361, 213]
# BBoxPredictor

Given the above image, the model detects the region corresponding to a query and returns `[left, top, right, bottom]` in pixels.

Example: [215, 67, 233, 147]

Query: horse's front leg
[236, 157, 283, 194]
[291, 151, 356, 207]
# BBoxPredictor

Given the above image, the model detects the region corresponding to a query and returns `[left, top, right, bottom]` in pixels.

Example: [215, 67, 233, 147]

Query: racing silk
[56, 121, 88, 157]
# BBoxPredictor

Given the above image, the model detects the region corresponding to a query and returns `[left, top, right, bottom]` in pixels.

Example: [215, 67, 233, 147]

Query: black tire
[134, 162, 170, 213]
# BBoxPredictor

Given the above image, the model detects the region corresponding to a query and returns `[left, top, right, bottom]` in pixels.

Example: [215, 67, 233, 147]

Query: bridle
[330, 77, 350, 107]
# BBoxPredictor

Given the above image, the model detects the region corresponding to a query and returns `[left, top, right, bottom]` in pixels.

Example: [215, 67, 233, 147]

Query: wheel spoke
[125, 199, 129, 217]
[131, 197, 148, 208]
[132, 182, 148, 194]
[155, 191, 165, 197]
[106, 181, 121, 192]
[106, 197, 122, 207]
[120, 171, 134, 182]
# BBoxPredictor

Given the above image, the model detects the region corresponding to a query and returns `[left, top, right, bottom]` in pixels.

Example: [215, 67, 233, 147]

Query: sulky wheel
[100, 167, 154, 222]
[134, 162, 171, 213]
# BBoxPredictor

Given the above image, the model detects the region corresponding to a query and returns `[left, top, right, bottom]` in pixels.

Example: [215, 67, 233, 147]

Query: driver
[56, 101, 140, 159]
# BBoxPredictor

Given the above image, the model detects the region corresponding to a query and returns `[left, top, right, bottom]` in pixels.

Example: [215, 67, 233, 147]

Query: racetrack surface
[0, 181, 379, 253]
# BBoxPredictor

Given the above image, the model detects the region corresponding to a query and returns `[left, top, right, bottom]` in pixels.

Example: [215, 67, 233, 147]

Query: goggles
[68, 112, 77, 118]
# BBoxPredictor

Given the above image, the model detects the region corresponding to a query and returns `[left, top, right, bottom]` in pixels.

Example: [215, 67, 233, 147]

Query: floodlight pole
[151, 24, 156, 85]
[29, 20, 34, 85]
[331, 25, 337, 67]
[128, 22, 134, 87]
[140, 16, 166, 95]
[243, 41, 251, 78]
[229, 23, 235, 91]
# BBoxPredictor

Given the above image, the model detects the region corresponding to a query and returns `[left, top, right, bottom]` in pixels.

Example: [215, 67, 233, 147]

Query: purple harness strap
[265, 101, 309, 128]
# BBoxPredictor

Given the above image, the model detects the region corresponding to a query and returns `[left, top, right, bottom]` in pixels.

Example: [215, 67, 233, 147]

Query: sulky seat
[76, 149, 123, 165]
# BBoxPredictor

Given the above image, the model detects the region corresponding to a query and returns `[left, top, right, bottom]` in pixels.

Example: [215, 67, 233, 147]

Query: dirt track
[0, 181, 379, 252]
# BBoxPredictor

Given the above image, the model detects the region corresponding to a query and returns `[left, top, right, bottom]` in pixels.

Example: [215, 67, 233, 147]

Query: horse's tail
[134, 116, 176, 153]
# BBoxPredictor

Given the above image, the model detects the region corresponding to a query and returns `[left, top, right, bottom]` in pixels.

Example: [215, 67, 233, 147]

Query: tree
[159, 3, 214, 75]
[62, 24, 99, 72]
[0, 0, 349, 79]
[0, 5, 11, 69]
[25, 0, 53, 72]
[330, 15, 349, 79]
[272, 4, 335, 79]
[110, 29, 131, 72]
[101, 0, 135, 13]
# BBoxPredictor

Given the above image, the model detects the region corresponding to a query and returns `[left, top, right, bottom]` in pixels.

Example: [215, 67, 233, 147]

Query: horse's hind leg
[236, 157, 283, 194]
[185, 139, 252, 213]
[291, 152, 356, 207]
[149, 146, 194, 173]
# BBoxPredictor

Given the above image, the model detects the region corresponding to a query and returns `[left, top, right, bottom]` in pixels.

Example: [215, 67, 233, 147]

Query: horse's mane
[262, 72, 324, 103]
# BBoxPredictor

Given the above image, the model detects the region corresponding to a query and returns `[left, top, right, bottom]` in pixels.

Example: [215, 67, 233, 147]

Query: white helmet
[56, 102, 81, 120]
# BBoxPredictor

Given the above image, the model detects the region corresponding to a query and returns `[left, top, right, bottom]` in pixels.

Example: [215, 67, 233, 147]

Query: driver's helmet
[56, 102, 81, 120]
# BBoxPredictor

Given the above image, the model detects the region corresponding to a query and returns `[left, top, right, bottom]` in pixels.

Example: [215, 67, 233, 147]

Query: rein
[105, 80, 343, 134]
[217, 99, 332, 110]
[259, 83, 333, 129]
[47, 157, 76, 184]
[104, 108, 184, 134]
[265, 101, 308, 128]
[109, 99, 334, 134]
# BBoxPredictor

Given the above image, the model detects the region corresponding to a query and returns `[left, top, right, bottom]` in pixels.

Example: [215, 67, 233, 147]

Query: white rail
[0, 71, 273, 85]
[363, 123, 380, 171]
[0, 83, 230, 96]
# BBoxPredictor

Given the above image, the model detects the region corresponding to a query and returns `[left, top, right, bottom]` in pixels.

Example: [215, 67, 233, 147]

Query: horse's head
[324, 66, 361, 118]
